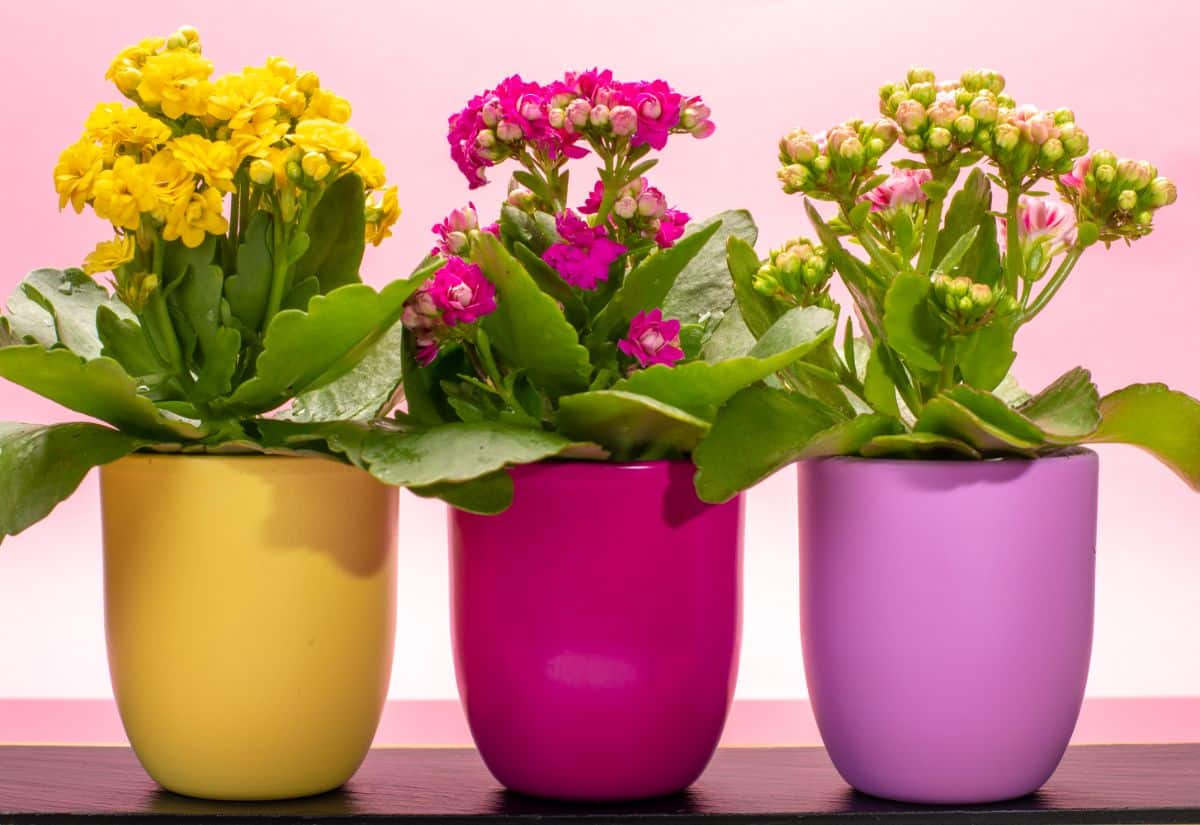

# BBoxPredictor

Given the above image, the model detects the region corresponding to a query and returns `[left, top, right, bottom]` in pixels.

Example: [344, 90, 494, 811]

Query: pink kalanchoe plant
[618, 309, 685, 368]
[862, 167, 932, 212]
[387, 71, 804, 513]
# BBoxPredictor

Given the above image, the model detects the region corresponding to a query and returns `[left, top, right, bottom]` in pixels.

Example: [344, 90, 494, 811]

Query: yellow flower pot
[100, 454, 397, 801]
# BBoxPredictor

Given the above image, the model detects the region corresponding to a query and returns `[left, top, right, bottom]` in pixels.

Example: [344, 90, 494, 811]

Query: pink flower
[681, 96, 715, 139]
[656, 209, 689, 248]
[618, 309, 684, 368]
[627, 79, 683, 150]
[1015, 195, 1077, 246]
[862, 167, 933, 212]
[413, 336, 440, 366]
[542, 210, 627, 290]
[402, 287, 443, 366]
[431, 203, 480, 256]
[427, 257, 497, 326]
[1061, 155, 1091, 190]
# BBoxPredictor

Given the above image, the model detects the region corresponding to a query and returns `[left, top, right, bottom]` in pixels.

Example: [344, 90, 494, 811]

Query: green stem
[937, 338, 958, 392]
[840, 201, 896, 280]
[916, 196, 944, 274]
[1004, 185, 1024, 294]
[262, 209, 290, 332]
[1021, 247, 1083, 324]
[143, 237, 192, 392]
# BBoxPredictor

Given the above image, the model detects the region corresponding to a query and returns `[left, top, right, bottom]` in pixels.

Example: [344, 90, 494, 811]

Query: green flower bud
[949, 276, 971, 298]
[286, 160, 303, 183]
[907, 67, 936, 85]
[968, 283, 993, 307]
[754, 264, 781, 296]
[781, 129, 819, 164]
[839, 136, 865, 166]
[894, 100, 927, 134]
[1118, 189, 1138, 211]
[904, 134, 924, 152]
[927, 100, 958, 128]
[909, 82, 937, 107]
[775, 248, 804, 276]
[1091, 149, 1118, 168]
[867, 137, 886, 157]
[1095, 163, 1116, 185]
[958, 295, 974, 313]
[777, 164, 811, 194]
[997, 294, 1019, 315]
[979, 69, 1005, 94]
[1060, 124, 1088, 157]
[166, 32, 188, 50]
[960, 69, 982, 92]
[969, 94, 999, 124]
[1054, 108, 1075, 125]
[1149, 177, 1178, 207]
[887, 89, 910, 113]
[1077, 221, 1100, 247]
[1134, 210, 1154, 226]
[932, 273, 953, 296]
[1040, 138, 1065, 163]
[870, 118, 901, 145]
[928, 127, 952, 150]
[954, 114, 977, 140]
[1117, 159, 1156, 190]
[812, 155, 831, 174]
[995, 123, 1020, 151]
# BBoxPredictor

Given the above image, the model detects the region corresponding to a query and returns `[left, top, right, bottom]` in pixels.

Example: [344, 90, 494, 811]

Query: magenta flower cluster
[542, 210, 627, 290]
[618, 309, 685, 368]
[580, 178, 690, 248]
[448, 70, 715, 188]
[402, 257, 498, 365]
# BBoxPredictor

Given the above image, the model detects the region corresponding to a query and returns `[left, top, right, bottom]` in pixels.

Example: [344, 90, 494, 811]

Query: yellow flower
[54, 138, 104, 212]
[84, 103, 172, 161]
[83, 235, 136, 275]
[289, 118, 364, 165]
[300, 151, 331, 182]
[136, 48, 213, 119]
[303, 88, 352, 123]
[364, 186, 400, 246]
[264, 57, 296, 83]
[91, 156, 158, 230]
[146, 148, 196, 218]
[168, 135, 238, 192]
[248, 158, 274, 186]
[263, 146, 300, 188]
[105, 37, 164, 92]
[163, 187, 228, 248]
[353, 151, 387, 190]
[228, 119, 289, 164]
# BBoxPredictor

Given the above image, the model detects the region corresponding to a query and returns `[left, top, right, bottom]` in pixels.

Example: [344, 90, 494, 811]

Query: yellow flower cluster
[57, 25, 399, 272]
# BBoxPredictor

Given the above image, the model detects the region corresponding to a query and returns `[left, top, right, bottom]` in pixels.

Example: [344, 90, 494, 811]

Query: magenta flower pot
[449, 460, 743, 801]
[798, 450, 1098, 805]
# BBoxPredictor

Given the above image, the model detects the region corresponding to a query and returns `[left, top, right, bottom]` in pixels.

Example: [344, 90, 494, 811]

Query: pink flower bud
[548, 107, 566, 129]
[480, 96, 503, 128]
[636, 189, 666, 218]
[639, 96, 662, 120]
[1060, 155, 1091, 190]
[680, 100, 711, 130]
[506, 186, 537, 209]
[566, 98, 591, 128]
[927, 99, 959, 128]
[496, 119, 523, 143]
[614, 195, 638, 219]
[518, 96, 544, 122]
[894, 100, 926, 133]
[589, 104, 611, 128]
[691, 120, 716, 139]
[610, 105, 638, 136]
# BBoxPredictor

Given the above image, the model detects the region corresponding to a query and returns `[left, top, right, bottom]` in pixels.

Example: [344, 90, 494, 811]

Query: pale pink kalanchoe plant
[618, 309, 684, 368]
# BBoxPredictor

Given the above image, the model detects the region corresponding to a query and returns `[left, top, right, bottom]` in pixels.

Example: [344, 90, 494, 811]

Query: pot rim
[105, 451, 363, 476]
[801, 445, 1097, 468]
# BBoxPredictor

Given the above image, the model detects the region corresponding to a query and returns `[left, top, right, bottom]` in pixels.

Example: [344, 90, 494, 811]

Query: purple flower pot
[798, 450, 1098, 804]
[449, 460, 743, 801]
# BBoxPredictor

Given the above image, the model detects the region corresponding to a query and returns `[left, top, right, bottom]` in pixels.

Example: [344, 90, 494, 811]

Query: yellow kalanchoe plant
[0, 27, 431, 543]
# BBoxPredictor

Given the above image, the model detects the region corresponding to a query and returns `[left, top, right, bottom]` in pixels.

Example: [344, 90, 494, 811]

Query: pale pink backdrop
[1, 0, 1199, 741]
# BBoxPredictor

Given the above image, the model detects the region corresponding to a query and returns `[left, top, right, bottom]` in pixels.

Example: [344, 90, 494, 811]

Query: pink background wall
[1, 0, 1198, 716]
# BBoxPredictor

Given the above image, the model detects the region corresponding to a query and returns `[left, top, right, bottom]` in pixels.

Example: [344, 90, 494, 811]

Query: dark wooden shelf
[1, 744, 1198, 823]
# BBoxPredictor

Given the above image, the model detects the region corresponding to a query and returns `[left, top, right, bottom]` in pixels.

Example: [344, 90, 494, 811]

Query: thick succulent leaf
[354, 422, 586, 487]
[933, 168, 1003, 286]
[224, 210, 274, 332]
[883, 271, 944, 371]
[473, 232, 592, 398]
[1091, 383, 1200, 489]
[176, 263, 240, 402]
[512, 242, 586, 327]
[0, 346, 201, 440]
[1019, 367, 1100, 440]
[410, 470, 514, 515]
[589, 219, 722, 343]
[223, 275, 429, 416]
[95, 305, 166, 384]
[693, 386, 842, 503]
[556, 390, 708, 459]
[796, 414, 905, 460]
[613, 305, 836, 420]
[726, 235, 781, 338]
[959, 317, 1016, 391]
[700, 305, 756, 362]
[914, 386, 1044, 455]
[286, 319, 406, 422]
[661, 210, 757, 325]
[863, 341, 901, 418]
[859, 431, 983, 459]
[291, 172, 367, 292]
[0, 422, 143, 542]
[12, 269, 133, 359]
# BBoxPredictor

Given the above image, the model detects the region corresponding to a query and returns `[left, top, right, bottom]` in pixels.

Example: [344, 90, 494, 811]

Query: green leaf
[589, 220, 723, 344]
[161, 235, 217, 286]
[1019, 367, 1100, 439]
[859, 431, 982, 459]
[292, 172, 367, 292]
[354, 422, 585, 487]
[914, 386, 1044, 455]
[14, 269, 133, 359]
[726, 236, 780, 338]
[933, 168, 1002, 286]
[933, 225, 980, 275]
[95, 305, 164, 384]
[282, 276, 321, 312]
[693, 387, 840, 502]
[661, 210, 758, 325]
[556, 389, 708, 459]
[176, 263, 240, 402]
[512, 242, 586, 327]
[883, 271, 944, 371]
[701, 305, 757, 362]
[1091, 384, 1200, 489]
[0, 346, 201, 440]
[958, 317, 1017, 391]
[223, 275, 430, 416]
[0, 422, 143, 542]
[613, 305, 837, 419]
[410, 470, 514, 515]
[225, 210, 274, 332]
[287, 319, 406, 422]
[472, 232, 591, 398]
[863, 341, 900, 418]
